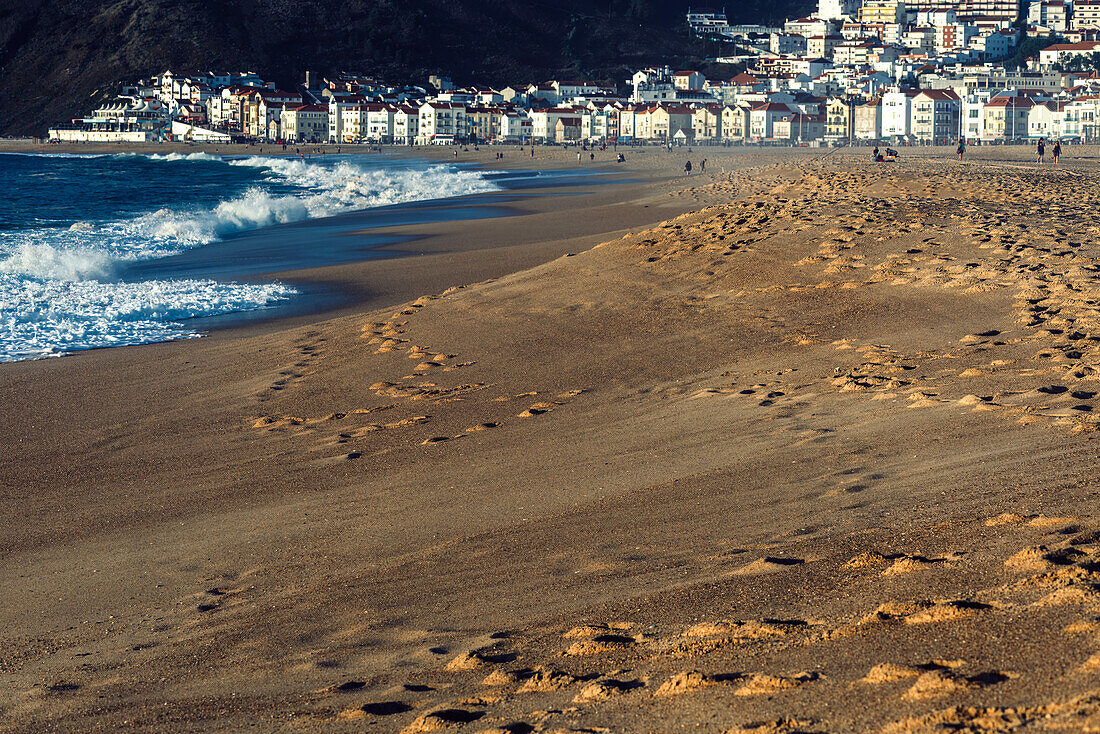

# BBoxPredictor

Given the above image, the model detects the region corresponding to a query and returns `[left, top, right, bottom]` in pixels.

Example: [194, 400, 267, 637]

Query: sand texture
[6, 145, 1100, 731]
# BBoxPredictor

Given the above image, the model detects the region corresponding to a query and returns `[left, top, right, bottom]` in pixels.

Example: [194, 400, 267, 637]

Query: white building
[882, 88, 919, 137]
[1029, 0, 1070, 31]
[529, 107, 585, 140]
[961, 90, 993, 141]
[631, 67, 679, 103]
[817, 0, 861, 21]
[418, 102, 467, 142]
[909, 89, 960, 143]
[392, 106, 420, 145]
[281, 104, 328, 143]
[1074, 0, 1100, 29]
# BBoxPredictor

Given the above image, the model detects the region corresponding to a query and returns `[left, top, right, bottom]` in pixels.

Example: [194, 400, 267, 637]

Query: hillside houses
[46, 4, 1100, 151]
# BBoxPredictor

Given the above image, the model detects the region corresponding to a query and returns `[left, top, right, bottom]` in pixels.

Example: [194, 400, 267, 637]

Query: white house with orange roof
[418, 102, 467, 143]
[672, 71, 706, 91]
[500, 111, 533, 142]
[910, 89, 961, 143]
[881, 87, 920, 138]
[281, 104, 328, 143]
[1039, 40, 1100, 67]
[650, 104, 695, 140]
[749, 102, 795, 140]
[392, 105, 420, 144]
[529, 106, 585, 140]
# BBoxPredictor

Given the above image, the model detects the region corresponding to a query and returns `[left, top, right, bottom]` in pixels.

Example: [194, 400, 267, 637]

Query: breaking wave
[1, 153, 496, 361]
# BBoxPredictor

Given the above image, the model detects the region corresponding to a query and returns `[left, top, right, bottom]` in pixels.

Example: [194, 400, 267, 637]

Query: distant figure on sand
[685, 160, 692, 175]
[872, 145, 880, 160]
[957, 138, 965, 160]
[1037, 138, 1045, 164]
[701, 158, 707, 172]
[1053, 141, 1062, 164]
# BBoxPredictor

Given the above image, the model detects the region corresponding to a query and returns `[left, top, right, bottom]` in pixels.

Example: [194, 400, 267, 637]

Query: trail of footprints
[256, 331, 327, 399]
[296, 511, 1100, 732]
[250, 288, 585, 459]
[634, 160, 1100, 436]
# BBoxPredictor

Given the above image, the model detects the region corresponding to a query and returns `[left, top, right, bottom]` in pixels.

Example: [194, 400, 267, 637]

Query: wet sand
[6, 143, 1100, 732]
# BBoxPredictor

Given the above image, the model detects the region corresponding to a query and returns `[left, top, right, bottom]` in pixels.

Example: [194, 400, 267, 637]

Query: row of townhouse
[837, 87, 1100, 142]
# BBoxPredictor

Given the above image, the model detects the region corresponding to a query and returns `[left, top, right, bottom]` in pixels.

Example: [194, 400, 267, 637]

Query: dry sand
[6, 143, 1100, 732]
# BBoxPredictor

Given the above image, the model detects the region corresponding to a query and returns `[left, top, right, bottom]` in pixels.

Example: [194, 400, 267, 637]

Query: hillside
[0, 0, 812, 136]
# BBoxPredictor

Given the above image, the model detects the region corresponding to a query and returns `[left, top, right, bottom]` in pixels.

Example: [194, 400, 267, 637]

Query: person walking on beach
[701, 158, 707, 172]
[957, 138, 965, 160]
[1053, 140, 1062, 164]
[684, 160, 692, 175]
[1037, 138, 1045, 164]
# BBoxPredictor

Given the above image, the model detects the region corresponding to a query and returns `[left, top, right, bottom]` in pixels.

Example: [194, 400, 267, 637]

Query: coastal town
[48, 0, 1100, 147]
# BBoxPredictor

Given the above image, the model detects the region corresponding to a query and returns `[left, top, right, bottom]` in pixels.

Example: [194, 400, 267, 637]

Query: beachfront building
[529, 107, 585, 141]
[749, 102, 796, 141]
[392, 106, 420, 145]
[1028, 101, 1067, 139]
[881, 88, 919, 138]
[418, 102, 468, 143]
[910, 89, 961, 143]
[555, 118, 582, 143]
[281, 104, 329, 142]
[242, 89, 302, 138]
[961, 90, 993, 141]
[651, 105, 696, 141]
[692, 104, 725, 140]
[722, 104, 750, 141]
[854, 97, 884, 139]
[501, 111, 533, 142]
[826, 97, 857, 141]
[49, 97, 170, 142]
[1064, 96, 1100, 140]
[982, 96, 1034, 141]
[774, 113, 826, 141]
[366, 105, 396, 142]
[467, 107, 505, 141]
[582, 105, 620, 141]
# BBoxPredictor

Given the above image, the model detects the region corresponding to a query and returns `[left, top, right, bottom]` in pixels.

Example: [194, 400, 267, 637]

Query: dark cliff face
[0, 0, 812, 136]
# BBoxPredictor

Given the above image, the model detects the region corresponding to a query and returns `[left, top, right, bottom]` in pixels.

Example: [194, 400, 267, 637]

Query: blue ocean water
[0, 152, 497, 362]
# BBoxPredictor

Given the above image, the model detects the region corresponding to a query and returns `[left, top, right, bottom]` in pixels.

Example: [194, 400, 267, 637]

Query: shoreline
[0, 145, 676, 362]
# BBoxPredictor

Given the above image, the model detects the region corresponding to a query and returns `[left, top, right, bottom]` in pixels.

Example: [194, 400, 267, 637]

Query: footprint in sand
[399, 708, 485, 733]
[732, 557, 806, 575]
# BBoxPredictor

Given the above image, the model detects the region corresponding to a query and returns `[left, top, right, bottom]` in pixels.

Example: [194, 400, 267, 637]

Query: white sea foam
[0, 155, 495, 362]
[144, 152, 221, 162]
[127, 157, 499, 246]
[0, 243, 113, 281]
[0, 274, 295, 362]
[0, 152, 108, 159]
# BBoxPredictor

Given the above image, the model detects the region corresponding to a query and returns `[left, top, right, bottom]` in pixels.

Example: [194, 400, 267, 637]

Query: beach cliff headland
[6, 144, 1100, 732]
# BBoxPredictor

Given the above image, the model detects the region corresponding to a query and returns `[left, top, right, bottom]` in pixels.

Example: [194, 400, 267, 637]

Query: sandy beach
[7, 142, 1100, 732]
